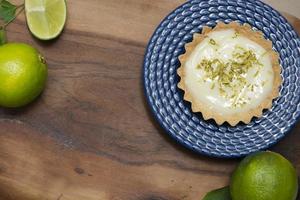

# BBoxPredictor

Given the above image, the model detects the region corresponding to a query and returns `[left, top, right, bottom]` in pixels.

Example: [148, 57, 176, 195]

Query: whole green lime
[0, 43, 47, 108]
[230, 151, 298, 200]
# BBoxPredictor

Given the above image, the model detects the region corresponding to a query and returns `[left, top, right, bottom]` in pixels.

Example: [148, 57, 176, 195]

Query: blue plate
[143, 0, 300, 158]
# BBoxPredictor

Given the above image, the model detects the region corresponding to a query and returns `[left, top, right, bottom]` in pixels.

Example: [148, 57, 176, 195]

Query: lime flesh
[25, 0, 67, 40]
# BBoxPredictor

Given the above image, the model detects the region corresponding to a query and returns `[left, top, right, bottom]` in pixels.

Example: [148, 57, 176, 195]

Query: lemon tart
[177, 22, 281, 126]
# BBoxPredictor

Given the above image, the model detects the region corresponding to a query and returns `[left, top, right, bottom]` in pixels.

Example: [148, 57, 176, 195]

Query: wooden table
[0, 1, 299, 199]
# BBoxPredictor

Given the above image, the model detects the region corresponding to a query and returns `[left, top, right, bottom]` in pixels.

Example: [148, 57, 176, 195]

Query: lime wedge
[25, 0, 67, 40]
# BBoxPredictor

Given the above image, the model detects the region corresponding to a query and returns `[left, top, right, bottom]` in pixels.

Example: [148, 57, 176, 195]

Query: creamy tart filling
[184, 29, 274, 115]
[178, 22, 281, 125]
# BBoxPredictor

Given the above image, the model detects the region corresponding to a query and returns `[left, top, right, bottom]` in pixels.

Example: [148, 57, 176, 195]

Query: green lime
[25, 0, 67, 40]
[0, 43, 47, 108]
[203, 186, 231, 200]
[230, 151, 298, 200]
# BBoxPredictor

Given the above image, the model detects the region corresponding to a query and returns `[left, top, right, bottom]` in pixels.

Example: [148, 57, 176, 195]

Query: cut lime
[25, 0, 67, 40]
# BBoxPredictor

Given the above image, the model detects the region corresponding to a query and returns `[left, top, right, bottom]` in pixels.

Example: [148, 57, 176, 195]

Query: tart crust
[177, 22, 282, 126]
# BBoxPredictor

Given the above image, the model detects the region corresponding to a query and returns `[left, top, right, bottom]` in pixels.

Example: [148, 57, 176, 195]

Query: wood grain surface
[0, 1, 299, 199]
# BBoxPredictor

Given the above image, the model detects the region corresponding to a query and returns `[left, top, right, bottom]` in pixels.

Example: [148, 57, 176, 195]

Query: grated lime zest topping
[232, 32, 240, 39]
[209, 38, 217, 45]
[197, 47, 265, 107]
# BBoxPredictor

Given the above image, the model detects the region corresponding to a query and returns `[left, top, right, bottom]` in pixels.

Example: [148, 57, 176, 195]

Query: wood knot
[74, 167, 85, 175]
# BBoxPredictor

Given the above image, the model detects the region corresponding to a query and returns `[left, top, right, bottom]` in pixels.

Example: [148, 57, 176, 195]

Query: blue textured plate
[143, 0, 300, 158]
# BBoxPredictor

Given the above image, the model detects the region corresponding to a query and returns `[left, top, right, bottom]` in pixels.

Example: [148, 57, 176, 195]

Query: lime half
[25, 0, 67, 40]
